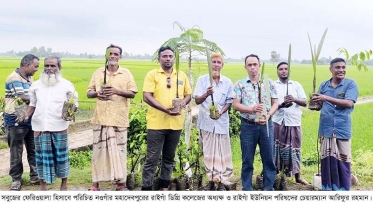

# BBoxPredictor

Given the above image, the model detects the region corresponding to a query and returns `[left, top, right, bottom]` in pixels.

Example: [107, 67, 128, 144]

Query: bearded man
[24, 56, 78, 191]
[87, 44, 138, 191]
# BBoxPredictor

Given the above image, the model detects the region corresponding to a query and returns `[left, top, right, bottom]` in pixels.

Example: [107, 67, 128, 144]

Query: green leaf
[287, 44, 291, 78]
[205, 46, 213, 85]
[315, 28, 328, 61]
[260, 62, 265, 83]
[307, 32, 315, 64]
[175, 48, 180, 71]
[365, 50, 371, 60]
[360, 52, 366, 61]
[357, 64, 362, 71]
[105, 48, 110, 60]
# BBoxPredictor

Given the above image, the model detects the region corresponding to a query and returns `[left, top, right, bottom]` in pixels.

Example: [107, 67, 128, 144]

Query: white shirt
[29, 78, 79, 132]
[272, 79, 306, 126]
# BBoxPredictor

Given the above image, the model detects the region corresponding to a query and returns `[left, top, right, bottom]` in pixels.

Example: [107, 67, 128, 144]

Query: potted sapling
[254, 63, 267, 125]
[206, 47, 219, 120]
[100, 48, 113, 101]
[307, 28, 328, 111]
[11, 84, 27, 124]
[62, 91, 77, 121]
[171, 49, 182, 113]
[280, 44, 293, 109]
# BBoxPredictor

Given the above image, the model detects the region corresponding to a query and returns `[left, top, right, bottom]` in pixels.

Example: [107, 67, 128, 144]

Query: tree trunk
[184, 51, 194, 148]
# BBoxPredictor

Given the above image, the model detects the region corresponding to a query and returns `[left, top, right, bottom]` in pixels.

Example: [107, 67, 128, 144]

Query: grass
[1, 57, 373, 109]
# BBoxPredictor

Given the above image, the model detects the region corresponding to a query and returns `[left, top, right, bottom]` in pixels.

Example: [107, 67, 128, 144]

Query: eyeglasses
[167, 77, 171, 88]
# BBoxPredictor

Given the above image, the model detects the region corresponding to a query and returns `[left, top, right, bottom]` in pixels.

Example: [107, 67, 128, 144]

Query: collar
[328, 78, 345, 87]
[275, 79, 293, 84]
[101, 66, 124, 75]
[15, 68, 31, 83]
[157, 68, 177, 76]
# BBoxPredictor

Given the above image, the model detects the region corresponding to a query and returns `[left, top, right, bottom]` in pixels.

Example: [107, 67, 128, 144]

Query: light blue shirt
[233, 77, 277, 120]
[318, 78, 358, 139]
[193, 74, 233, 134]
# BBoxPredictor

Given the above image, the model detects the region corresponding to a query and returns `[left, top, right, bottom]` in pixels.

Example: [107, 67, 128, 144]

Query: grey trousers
[141, 129, 181, 189]
[7, 126, 38, 182]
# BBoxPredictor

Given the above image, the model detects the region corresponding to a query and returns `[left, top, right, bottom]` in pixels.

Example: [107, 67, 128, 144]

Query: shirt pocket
[337, 91, 346, 99]
[217, 93, 226, 106]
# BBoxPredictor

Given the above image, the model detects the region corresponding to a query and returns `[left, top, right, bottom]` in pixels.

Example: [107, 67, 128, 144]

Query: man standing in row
[233, 54, 278, 191]
[193, 53, 234, 191]
[4, 54, 39, 191]
[272, 62, 308, 184]
[141, 46, 192, 191]
[312, 58, 358, 191]
[87, 44, 138, 191]
[25, 56, 78, 190]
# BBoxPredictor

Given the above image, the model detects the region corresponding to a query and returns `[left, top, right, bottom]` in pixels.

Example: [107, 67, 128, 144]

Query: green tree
[153, 21, 225, 87]
[337, 48, 372, 71]
[270, 51, 280, 65]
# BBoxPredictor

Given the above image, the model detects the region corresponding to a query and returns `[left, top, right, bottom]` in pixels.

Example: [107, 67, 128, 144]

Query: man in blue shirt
[4, 54, 39, 191]
[312, 58, 359, 191]
[193, 53, 234, 191]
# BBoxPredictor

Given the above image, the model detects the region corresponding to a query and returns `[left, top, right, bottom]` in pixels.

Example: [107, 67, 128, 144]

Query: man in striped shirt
[4, 54, 39, 191]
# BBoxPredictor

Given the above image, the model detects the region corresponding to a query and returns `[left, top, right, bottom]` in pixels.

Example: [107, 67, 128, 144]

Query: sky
[1, 0, 373, 60]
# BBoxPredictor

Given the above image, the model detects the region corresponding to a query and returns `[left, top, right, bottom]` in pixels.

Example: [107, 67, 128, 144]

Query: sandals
[88, 186, 100, 191]
[30, 178, 40, 185]
[217, 183, 226, 191]
[116, 185, 129, 191]
[9, 181, 21, 191]
[203, 181, 216, 191]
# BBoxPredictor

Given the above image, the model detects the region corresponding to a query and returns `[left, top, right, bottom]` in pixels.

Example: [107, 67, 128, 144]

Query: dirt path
[0, 124, 93, 177]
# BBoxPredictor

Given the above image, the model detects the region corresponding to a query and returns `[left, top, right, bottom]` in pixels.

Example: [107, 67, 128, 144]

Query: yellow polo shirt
[143, 68, 192, 130]
[87, 67, 138, 127]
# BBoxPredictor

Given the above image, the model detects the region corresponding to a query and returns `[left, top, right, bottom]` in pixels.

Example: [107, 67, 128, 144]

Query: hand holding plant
[62, 91, 78, 121]
[14, 97, 28, 123]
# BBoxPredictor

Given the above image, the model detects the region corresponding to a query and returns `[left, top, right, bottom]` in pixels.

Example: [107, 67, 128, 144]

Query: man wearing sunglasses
[141, 46, 192, 191]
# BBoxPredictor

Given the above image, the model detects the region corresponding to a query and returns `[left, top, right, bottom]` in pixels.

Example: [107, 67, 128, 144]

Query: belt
[241, 117, 257, 124]
[240, 117, 272, 125]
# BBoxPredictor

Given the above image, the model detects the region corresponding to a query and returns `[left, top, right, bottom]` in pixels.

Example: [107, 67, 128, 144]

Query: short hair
[107, 44, 122, 55]
[277, 62, 288, 70]
[330, 58, 346, 67]
[20, 54, 39, 67]
[211, 53, 224, 61]
[244, 54, 260, 65]
[158, 46, 174, 59]
[44, 56, 62, 68]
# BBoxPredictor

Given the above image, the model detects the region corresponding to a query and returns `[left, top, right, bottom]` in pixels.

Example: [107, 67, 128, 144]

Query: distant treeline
[1, 46, 372, 65]
[0, 46, 152, 60]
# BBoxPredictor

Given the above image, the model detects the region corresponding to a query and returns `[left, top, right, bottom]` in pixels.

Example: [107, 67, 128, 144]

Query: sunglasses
[167, 77, 171, 88]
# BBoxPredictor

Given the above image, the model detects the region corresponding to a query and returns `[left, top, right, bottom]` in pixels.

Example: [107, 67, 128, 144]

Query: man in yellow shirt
[87, 44, 138, 191]
[141, 46, 192, 191]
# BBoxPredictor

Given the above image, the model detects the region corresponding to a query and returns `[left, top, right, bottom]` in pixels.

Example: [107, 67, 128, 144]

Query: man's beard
[108, 60, 118, 66]
[41, 70, 62, 87]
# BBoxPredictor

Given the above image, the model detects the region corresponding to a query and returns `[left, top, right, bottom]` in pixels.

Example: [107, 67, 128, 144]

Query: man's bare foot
[60, 178, 68, 191]
[296, 179, 310, 185]
[40, 179, 47, 191]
